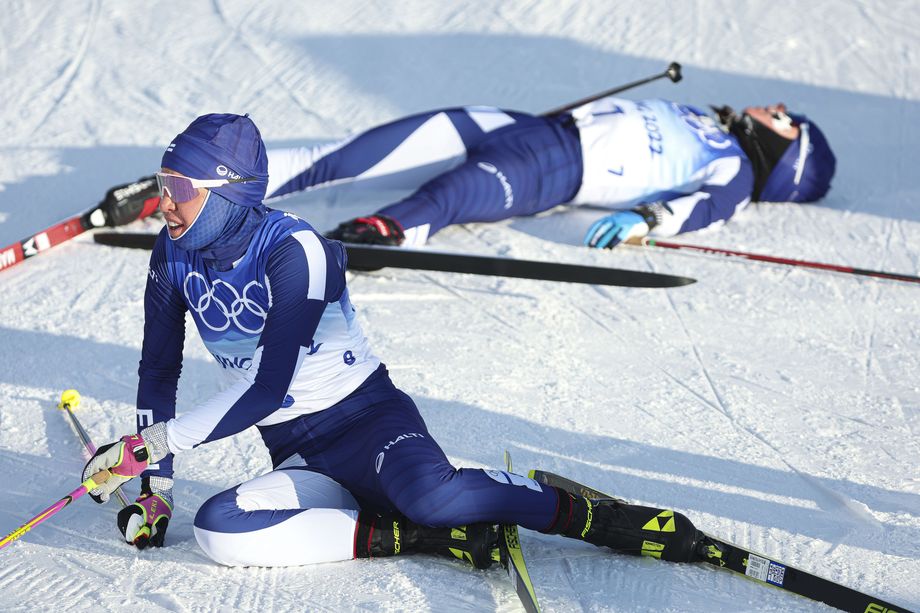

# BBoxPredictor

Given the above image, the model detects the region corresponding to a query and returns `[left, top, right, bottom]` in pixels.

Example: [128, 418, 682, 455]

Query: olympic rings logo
[183, 272, 268, 334]
[675, 104, 733, 150]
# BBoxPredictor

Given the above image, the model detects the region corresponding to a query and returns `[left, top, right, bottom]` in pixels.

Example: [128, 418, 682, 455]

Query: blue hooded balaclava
[161, 113, 269, 267]
[759, 114, 836, 203]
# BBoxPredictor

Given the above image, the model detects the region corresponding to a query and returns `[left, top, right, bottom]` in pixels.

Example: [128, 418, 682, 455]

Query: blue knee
[195, 485, 312, 534]
[194, 487, 241, 532]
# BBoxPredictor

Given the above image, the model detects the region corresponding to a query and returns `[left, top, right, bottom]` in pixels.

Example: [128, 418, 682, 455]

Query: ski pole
[58, 390, 130, 508]
[0, 469, 112, 551]
[541, 61, 682, 116]
[640, 238, 920, 285]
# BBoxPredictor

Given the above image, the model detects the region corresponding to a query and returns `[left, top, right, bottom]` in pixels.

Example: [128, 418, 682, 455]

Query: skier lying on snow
[269, 96, 836, 248]
[83, 113, 714, 568]
[105, 95, 836, 250]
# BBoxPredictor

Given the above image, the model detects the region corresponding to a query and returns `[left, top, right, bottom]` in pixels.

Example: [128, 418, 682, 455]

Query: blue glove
[583, 211, 650, 249]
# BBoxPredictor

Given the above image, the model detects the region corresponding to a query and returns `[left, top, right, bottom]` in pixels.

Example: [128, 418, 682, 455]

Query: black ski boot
[543, 486, 705, 562]
[88, 175, 160, 229]
[354, 512, 498, 569]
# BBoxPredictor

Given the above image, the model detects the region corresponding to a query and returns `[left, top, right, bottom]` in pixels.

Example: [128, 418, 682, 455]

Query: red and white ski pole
[0, 469, 112, 551]
[640, 238, 920, 285]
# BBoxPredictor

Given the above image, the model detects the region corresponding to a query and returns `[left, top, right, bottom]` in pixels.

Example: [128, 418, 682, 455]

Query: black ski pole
[541, 61, 682, 116]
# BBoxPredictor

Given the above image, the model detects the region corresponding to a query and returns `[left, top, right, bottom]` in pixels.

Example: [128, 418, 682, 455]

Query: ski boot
[354, 512, 499, 569]
[544, 487, 707, 562]
[85, 175, 160, 229]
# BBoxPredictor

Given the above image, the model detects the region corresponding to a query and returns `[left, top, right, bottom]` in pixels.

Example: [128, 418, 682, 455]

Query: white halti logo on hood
[216, 165, 242, 180]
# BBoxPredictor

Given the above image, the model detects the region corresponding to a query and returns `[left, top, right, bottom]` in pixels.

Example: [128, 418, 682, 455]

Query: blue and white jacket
[569, 97, 753, 236]
[137, 210, 379, 478]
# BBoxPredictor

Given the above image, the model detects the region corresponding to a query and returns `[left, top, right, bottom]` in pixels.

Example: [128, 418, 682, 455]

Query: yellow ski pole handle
[0, 469, 111, 551]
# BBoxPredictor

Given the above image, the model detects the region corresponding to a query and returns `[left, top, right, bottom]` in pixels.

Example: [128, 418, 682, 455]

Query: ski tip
[628, 274, 697, 288]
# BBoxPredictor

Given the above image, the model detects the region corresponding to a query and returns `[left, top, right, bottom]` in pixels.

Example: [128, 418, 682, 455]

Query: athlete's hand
[584, 211, 650, 249]
[326, 214, 405, 246]
[81, 422, 169, 503]
[117, 477, 173, 549]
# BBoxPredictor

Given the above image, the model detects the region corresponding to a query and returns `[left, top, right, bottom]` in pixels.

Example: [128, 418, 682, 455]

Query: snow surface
[1, 1, 919, 611]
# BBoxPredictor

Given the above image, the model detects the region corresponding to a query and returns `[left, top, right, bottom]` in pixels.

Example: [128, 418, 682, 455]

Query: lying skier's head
[716, 104, 836, 203]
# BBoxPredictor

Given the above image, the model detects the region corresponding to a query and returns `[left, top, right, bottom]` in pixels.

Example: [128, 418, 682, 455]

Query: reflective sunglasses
[156, 172, 256, 203]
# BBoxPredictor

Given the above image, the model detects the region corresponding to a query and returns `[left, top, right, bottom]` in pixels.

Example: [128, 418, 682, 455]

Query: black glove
[87, 175, 160, 228]
[116, 476, 173, 549]
[709, 104, 738, 128]
[326, 214, 405, 246]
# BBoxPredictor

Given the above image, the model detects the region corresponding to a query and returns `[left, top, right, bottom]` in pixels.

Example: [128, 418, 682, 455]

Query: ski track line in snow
[566, 294, 714, 457]
[585, 284, 643, 325]
[894, 217, 919, 282]
[859, 276, 883, 394]
[89, 372, 138, 394]
[513, 440, 819, 511]
[583, 267, 890, 537]
[25, 0, 101, 141]
[651, 275, 748, 430]
[0, 563, 84, 609]
[0, 451, 78, 485]
[563, 285, 797, 478]
[415, 271, 521, 333]
[562, 562, 595, 613]
[265, 567, 280, 613]
[4, 510, 114, 554]
[58, 553, 122, 594]
[666, 295, 885, 534]
[210, 0, 335, 133]
[67, 253, 132, 316]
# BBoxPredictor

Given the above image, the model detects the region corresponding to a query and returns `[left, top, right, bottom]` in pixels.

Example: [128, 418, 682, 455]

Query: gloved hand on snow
[81, 422, 169, 504]
[326, 214, 405, 246]
[117, 476, 173, 549]
[583, 205, 661, 249]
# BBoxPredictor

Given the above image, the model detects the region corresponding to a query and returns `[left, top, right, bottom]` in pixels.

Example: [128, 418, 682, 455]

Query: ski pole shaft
[541, 61, 682, 116]
[641, 238, 920, 285]
[58, 391, 130, 508]
[0, 469, 111, 551]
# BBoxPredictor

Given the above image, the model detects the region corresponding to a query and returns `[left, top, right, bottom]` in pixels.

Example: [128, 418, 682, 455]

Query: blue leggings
[379, 113, 583, 236]
[262, 366, 556, 528]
